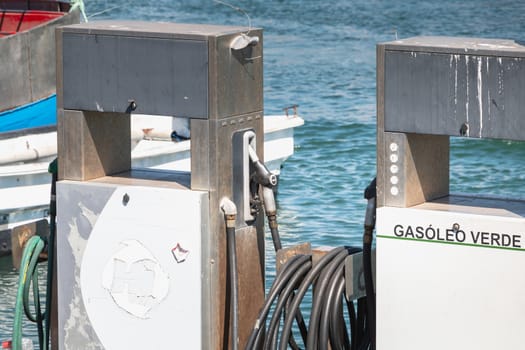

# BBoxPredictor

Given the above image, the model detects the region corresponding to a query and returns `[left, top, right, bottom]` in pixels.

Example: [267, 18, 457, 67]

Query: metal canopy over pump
[376, 37, 525, 349]
[55, 21, 265, 350]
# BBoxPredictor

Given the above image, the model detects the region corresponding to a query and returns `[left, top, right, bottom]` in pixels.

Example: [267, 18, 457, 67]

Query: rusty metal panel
[275, 242, 311, 273]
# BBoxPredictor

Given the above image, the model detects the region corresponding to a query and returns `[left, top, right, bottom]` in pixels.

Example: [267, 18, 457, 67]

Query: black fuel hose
[226, 226, 239, 350]
[363, 227, 375, 350]
[45, 158, 58, 350]
[363, 178, 377, 350]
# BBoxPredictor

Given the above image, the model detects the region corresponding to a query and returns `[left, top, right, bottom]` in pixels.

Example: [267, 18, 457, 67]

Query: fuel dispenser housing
[376, 37, 525, 349]
[55, 21, 264, 349]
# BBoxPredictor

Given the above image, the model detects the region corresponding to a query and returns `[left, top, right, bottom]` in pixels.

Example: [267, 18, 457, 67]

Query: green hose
[12, 235, 46, 350]
[12, 159, 57, 350]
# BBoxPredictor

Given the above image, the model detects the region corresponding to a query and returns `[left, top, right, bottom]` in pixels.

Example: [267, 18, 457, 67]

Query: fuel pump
[376, 37, 525, 349]
[55, 21, 265, 350]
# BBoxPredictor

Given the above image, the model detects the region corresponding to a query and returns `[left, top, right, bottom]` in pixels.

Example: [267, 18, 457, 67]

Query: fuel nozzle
[248, 146, 277, 188]
[248, 145, 282, 251]
[364, 177, 377, 230]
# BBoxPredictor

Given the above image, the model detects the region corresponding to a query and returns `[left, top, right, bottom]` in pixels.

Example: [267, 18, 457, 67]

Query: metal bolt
[452, 223, 460, 232]
[459, 123, 469, 136]
[126, 99, 137, 113]
[122, 193, 130, 206]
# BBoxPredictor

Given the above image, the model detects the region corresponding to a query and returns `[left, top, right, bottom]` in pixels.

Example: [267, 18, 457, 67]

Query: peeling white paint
[477, 57, 483, 137]
[101, 239, 169, 319]
[77, 185, 206, 349]
[488, 89, 491, 122]
[95, 102, 104, 112]
[454, 54, 459, 109]
[497, 57, 504, 96]
[465, 55, 470, 136]
[64, 203, 100, 349]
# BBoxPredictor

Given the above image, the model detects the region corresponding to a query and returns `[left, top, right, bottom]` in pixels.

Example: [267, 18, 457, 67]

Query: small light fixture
[230, 33, 259, 50]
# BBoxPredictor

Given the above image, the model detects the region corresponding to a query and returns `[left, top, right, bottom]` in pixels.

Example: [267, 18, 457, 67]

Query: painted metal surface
[57, 180, 207, 349]
[377, 203, 525, 349]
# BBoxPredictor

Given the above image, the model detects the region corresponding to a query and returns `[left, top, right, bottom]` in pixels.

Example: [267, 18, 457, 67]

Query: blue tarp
[0, 95, 56, 133]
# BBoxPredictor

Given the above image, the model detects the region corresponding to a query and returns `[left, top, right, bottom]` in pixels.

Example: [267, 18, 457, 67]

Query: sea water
[1, 0, 525, 344]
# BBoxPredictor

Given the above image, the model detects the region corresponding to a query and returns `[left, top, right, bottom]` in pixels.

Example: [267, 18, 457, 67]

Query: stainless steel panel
[383, 38, 525, 141]
[57, 109, 131, 181]
[211, 30, 263, 119]
[380, 132, 449, 208]
[61, 21, 254, 41]
[191, 112, 264, 349]
[62, 33, 209, 117]
[382, 132, 407, 207]
[59, 21, 263, 120]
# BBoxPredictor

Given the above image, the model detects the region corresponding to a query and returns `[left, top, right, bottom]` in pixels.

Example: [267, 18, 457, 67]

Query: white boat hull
[0, 114, 303, 249]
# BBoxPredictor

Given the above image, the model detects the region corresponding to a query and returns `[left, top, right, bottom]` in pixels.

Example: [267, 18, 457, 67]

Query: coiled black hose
[247, 173, 375, 349]
[246, 246, 371, 350]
